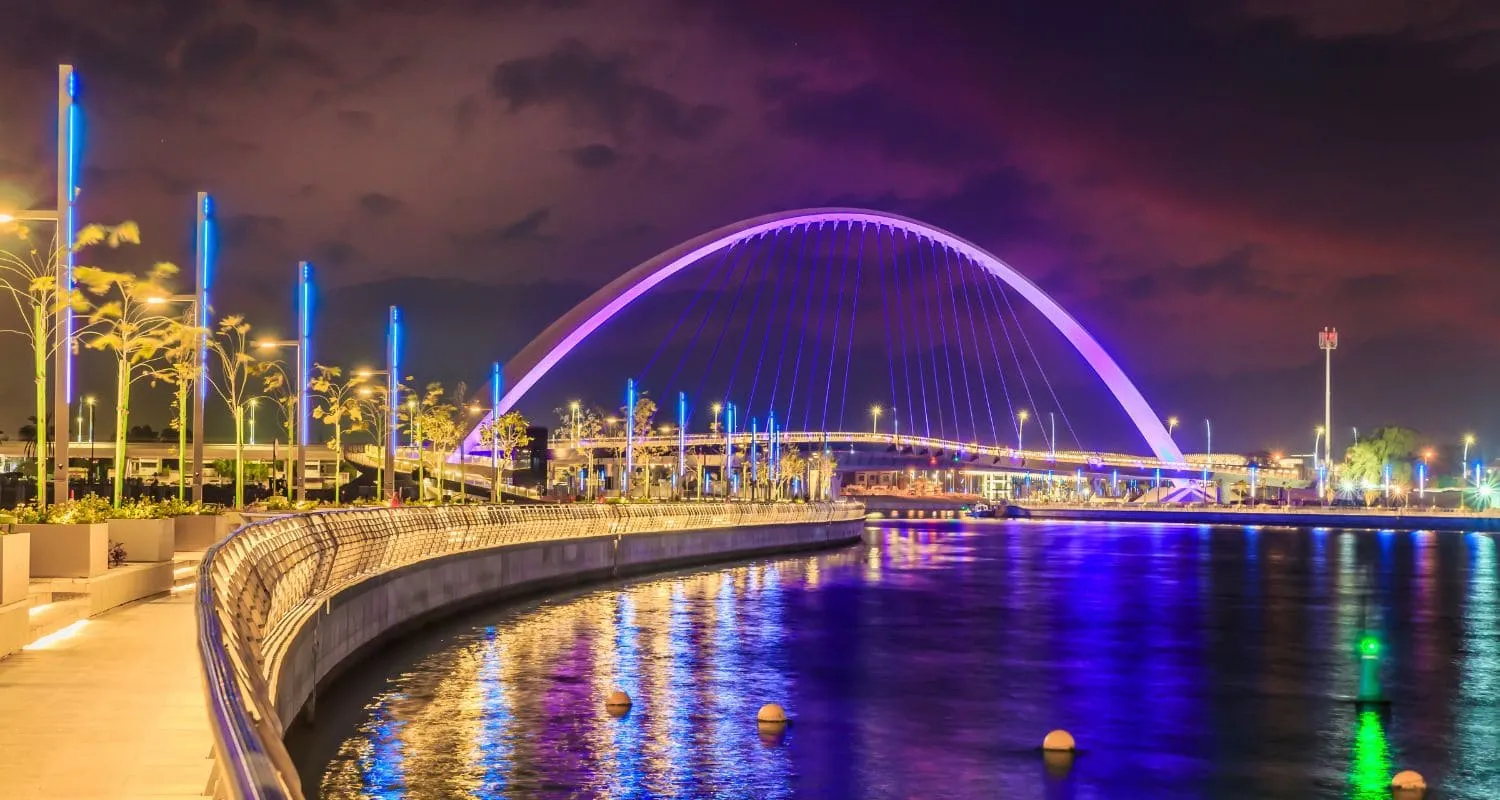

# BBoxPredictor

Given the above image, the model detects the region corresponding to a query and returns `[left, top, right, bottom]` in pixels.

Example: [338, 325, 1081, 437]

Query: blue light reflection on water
[312, 521, 1500, 799]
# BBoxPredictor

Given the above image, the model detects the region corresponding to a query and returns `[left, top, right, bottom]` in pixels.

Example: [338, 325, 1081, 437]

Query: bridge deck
[0, 591, 210, 798]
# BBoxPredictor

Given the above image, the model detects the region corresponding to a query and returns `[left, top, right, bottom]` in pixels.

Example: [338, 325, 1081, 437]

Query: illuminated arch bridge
[457, 208, 1217, 478]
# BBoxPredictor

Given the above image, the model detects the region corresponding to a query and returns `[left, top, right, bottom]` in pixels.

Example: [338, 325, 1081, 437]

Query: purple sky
[1, 0, 1499, 456]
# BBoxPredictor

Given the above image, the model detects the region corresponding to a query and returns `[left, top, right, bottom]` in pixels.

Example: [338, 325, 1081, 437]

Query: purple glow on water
[304, 522, 1499, 799]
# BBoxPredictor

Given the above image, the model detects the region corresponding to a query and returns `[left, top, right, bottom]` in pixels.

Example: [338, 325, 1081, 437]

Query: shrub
[13, 495, 112, 525]
[108, 541, 127, 567]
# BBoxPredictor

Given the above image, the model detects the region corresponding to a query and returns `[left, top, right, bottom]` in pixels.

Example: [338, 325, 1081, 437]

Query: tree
[356, 378, 408, 499]
[399, 383, 446, 498]
[259, 361, 296, 500]
[619, 394, 661, 496]
[209, 317, 275, 508]
[554, 404, 603, 498]
[0, 221, 139, 502]
[17, 417, 36, 461]
[478, 410, 532, 499]
[309, 364, 369, 505]
[1343, 426, 1421, 494]
[76, 261, 180, 506]
[149, 315, 204, 500]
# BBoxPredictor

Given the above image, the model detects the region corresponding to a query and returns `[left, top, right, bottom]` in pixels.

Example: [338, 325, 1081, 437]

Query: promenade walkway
[0, 588, 210, 799]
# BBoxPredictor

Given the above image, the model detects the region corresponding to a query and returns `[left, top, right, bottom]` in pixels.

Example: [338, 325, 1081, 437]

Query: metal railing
[195, 501, 863, 800]
[545, 430, 1300, 479]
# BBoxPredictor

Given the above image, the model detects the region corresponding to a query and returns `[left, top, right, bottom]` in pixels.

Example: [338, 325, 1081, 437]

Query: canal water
[293, 521, 1500, 799]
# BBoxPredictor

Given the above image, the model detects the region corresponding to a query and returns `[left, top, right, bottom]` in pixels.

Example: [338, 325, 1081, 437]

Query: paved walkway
[0, 589, 211, 799]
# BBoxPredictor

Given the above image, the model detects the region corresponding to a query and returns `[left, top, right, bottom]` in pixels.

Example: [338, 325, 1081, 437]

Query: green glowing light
[1360, 636, 1381, 657]
[1348, 709, 1391, 799]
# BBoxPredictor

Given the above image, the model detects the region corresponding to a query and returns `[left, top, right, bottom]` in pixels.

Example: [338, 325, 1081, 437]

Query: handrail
[196, 501, 864, 800]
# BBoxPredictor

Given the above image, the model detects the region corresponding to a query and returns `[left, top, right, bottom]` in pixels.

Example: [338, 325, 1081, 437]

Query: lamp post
[1204, 418, 1213, 503]
[86, 396, 95, 486]
[248, 398, 257, 447]
[490, 361, 502, 503]
[711, 402, 723, 435]
[465, 404, 483, 500]
[1461, 434, 1476, 510]
[252, 262, 312, 502]
[871, 404, 882, 435]
[1167, 416, 1179, 440]
[1017, 410, 1029, 454]
[1319, 327, 1338, 475]
[191, 193, 215, 504]
[570, 400, 581, 446]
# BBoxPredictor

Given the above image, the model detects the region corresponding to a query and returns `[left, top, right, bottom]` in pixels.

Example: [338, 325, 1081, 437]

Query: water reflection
[312, 522, 1500, 799]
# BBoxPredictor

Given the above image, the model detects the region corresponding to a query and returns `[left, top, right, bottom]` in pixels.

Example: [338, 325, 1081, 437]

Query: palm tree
[309, 365, 368, 505]
[209, 316, 276, 508]
[0, 221, 139, 503]
[76, 262, 179, 506]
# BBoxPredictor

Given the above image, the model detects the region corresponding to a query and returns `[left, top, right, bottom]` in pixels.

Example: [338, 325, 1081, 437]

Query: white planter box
[107, 519, 175, 563]
[0, 533, 29, 606]
[172, 514, 239, 550]
[15, 523, 108, 579]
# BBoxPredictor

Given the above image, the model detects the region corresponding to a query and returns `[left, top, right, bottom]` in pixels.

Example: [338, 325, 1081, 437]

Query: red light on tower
[1319, 328, 1339, 350]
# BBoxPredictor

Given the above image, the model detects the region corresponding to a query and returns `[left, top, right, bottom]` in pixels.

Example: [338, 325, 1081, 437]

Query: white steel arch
[460, 208, 1185, 462]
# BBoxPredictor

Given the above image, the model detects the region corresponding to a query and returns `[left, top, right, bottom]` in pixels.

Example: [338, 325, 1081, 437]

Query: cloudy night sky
[1, 0, 1498, 456]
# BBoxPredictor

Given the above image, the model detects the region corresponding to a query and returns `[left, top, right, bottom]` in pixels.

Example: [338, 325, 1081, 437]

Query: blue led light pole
[768, 410, 779, 499]
[488, 361, 501, 502]
[750, 418, 759, 497]
[677, 391, 686, 498]
[382, 306, 401, 502]
[298, 263, 313, 502]
[50, 65, 81, 504]
[624, 378, 636, 499]
[191, 192, 215, 503]
[724, 402, 736, 498]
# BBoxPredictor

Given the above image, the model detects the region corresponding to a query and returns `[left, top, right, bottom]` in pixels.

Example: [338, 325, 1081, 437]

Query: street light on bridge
[1017, 409, 1029, 454]
[1167, 416, 1179, 440]
[870, 404, 882, 435]
[710, 402, 723, 435]
[1462, 434, 1477, 509]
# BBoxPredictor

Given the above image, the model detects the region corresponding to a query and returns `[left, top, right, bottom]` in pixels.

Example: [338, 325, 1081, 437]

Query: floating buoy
[757, 703, 788, 724]
[604, 690, 632, 712]
[1042, 730, 1076, 752]
[1390, 771, 1426, 791]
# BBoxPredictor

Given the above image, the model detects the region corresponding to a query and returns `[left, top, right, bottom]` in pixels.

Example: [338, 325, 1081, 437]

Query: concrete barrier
[197, 501, 864, 800]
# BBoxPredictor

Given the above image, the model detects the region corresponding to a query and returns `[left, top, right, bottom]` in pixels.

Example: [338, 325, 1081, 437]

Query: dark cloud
[1109, 247, 1286, 302]
[761, 78, 999, 167]
[179, 23, 261, 75]
[566, 143, 619, 169]
[314, 239, 358, 268]
[452, 207, 553, 249]
[489, 39, 726, 141]
[265, 39, 343, 79]
[336, 109, 375, 133]
[358, 192, 404, 217]
[453, 95, 479, 139]
[219, 214, 287, 250]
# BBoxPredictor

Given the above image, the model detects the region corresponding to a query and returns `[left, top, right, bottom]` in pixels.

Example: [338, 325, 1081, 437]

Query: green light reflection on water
[1347, 709, 1391, 800]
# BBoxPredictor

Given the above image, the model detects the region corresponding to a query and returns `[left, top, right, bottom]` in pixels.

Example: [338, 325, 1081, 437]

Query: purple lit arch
[460, 208, 1186, 463]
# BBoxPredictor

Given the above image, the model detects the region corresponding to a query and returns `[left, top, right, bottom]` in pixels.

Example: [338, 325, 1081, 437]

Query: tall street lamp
[1167, 416, 1179, 440]
[191, 193, 216, 504]
[1204, 418, 1213, 502]
[1463, 434, 1476, 510]
[871, 404, 882, 435]
[570, 400, 581, 446]
[710, 402, 723, 435]
[1319, 327, 1338, 475]
[248, 398, 258, 446]
[1016, 409, 1029, 454]
[86, 396, 95, 485]
[254, 262, 312, 502]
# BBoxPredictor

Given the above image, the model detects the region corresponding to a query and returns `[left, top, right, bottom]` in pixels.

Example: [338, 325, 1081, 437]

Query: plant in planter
[108, 541, 127, 568]
[104, 498, 174, 562]
[11, 496, 112, 578]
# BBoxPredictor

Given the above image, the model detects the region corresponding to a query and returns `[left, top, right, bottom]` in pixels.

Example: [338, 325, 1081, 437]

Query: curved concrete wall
[271, 517, 863, 731]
